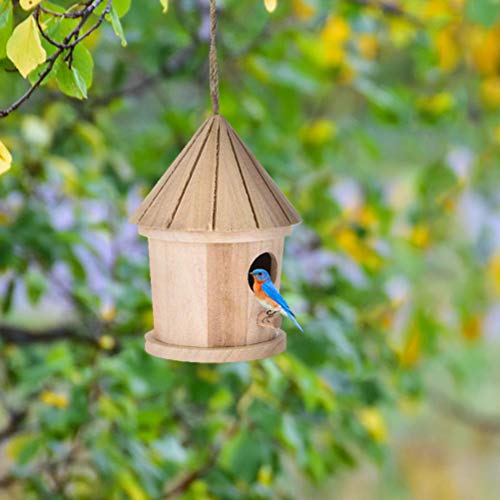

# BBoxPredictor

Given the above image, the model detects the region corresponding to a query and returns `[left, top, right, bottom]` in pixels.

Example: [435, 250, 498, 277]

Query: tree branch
[0, 324, 99, 346]
[162, 420, 240, 498]
[0, 408, 28, 443]
[0, 0, 111, 119]
[346, 0, 423, 26]
[163, 453, 218, 498]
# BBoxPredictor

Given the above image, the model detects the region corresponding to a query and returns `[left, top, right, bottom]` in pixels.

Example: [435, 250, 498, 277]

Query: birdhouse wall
[147, 236, 285, 349]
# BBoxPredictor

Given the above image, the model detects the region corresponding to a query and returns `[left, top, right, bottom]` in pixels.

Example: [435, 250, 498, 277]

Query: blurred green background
[1, 0, 500, 498]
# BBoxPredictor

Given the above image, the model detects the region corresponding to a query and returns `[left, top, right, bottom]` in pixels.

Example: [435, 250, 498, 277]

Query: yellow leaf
[418, 92, 455, 117]
[409, 224, 431, 249]
[160, 0, 168, 14]
[489, 253, 500, 294]
[5, 433, 35, 460]
[301, 119, 337, 145]
[435, 29, 459, 72]
[356, 205, 378, 228]
[399, 330, 421, 367]
[323, 44, 346, 66]
[321, 15, 350, 45]
[293, 0, 315, 20]
[98, 335, 116, 350]
[320, 16, 350, 67]
[388, 18, 416, 48]
[493, 125, 500, 145]
[197, 366, 220, 383]
[358, 33, 379, 60]
[40, 390, 69, 409]
[0, 139, 12, 175]
[264, 0, 277, 13]
[358, 408, 387, 443]
[6, 15, 46, 78]
[100, 304, 117, 322]
[258, 464, 273, 486]
[119, 473, 148, 500]
[0, 212, 9, 225]
[335, 227, 382, 269]
[461, 316, 482, 342]
[421, 0, 455, 21]
[470, 28, 500, 76]
[481, 77, 500, 108]
[20, 0, 43, 11]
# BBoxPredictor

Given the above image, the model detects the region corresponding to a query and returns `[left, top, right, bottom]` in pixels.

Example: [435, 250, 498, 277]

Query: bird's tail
[286, 310, 304, 332]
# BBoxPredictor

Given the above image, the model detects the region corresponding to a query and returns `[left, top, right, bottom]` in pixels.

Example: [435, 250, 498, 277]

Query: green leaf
[466, 0, 500, 27]
[5, 433, 40, 463]
[96, 0, 130, 18]
[18, 436, 44, 465]
[0, 0, 13, 59]
[55, 44, 93, 99]
[6, 15, 46, 77]
[1, 276, 15, 314]
[220, 432, 270, 483]
[117, 471, 148, 500]
[25, 269, 47, 304]
[114, 0, 131, 18]
[27, 16, 77, 86]
[418, 162, 457, 204]
[72, 67, 88, 98]
[160, 0, 168, 13]
[107, 6, 127, 47]
[355, 79, 406, 122]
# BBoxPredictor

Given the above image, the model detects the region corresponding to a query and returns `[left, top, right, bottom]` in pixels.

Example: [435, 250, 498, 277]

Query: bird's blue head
[250, 268, 271, 283]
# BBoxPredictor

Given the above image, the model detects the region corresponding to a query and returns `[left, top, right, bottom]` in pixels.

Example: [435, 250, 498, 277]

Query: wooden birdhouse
[130, 114, 301, 362]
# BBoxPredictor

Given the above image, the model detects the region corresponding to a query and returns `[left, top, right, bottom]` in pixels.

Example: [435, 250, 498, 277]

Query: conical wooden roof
[130, 115, 301, 232]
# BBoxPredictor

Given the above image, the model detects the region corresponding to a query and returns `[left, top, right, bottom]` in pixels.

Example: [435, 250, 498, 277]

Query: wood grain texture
[144, 329, 286, 363]
[138, 226, 291, 243]
[146, 236, 286, 351]
[129, 116, 212, 226]
[206, 240, 282, 347]
[206, 243, 244, 347]
[148, 239, 208, 347]
[225, 118, 301, 224]
[130, 114, 301, 232]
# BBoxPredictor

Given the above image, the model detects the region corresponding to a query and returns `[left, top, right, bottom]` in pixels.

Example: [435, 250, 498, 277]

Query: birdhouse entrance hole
[248, 252, 277, 289]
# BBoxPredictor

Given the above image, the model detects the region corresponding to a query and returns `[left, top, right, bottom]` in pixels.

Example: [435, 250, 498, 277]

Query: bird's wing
[262, 280, 304, 332]
[261, 281, 294, 317]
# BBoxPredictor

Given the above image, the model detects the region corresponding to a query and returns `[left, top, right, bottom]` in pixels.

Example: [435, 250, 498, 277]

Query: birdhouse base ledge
[144, 330, 286, 363]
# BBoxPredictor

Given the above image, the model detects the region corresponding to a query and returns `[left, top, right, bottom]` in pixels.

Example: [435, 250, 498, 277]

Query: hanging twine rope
[209, 0, 220, 114]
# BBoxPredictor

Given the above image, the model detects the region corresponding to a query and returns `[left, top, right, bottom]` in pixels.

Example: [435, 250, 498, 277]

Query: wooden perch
[257, 310, 282, 331]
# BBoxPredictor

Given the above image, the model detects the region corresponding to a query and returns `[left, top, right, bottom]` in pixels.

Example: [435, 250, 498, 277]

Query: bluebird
[249, 269, 303, 332]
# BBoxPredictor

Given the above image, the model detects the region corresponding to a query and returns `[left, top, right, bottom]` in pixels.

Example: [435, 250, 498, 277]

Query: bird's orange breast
[252, 279, 280, 309]
[252, 278, 262, 292]
[252, 278, 267, 297]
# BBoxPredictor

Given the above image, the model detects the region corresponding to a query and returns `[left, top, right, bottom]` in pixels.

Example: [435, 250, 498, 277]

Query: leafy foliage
[1, 0, 500, 497]
[6, 15, 46, 78]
